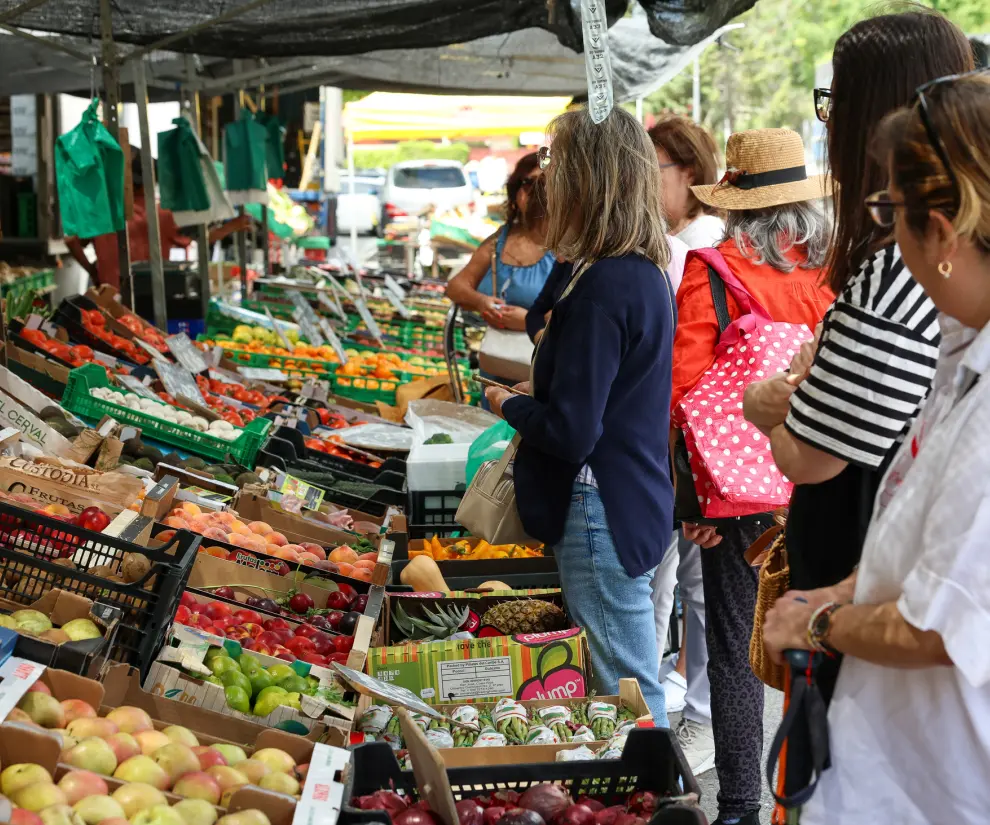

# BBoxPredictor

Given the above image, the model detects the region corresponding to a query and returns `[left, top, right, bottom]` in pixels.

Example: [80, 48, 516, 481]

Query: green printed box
[365, 629, 589, 705]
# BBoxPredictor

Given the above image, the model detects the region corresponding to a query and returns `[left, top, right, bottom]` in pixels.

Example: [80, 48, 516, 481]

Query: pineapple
[481, 600, 568, 635]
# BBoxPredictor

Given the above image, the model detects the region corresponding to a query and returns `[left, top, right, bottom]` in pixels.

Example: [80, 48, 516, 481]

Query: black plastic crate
[53, 295, 150, 367]
[407, 489, 464, 539]
[274, 427, 407, 481]
[341, 729, 703, 825]
[0, 503, 200, 674]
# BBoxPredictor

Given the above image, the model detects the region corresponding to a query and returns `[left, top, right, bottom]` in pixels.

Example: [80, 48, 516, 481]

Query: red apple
[325, 610, 344, 630]
[233, 609, 263, 625]
[174, 605, 192, 624]
[240, 622, 264, 639]
[337, 583, 358, 605]
[186, 614, 215, 632]
[263, 618, 291, 632]
[272, 645, 295, 661]
[256, 631, 283, 648]
[204, 601, 232, 621]
[301, 652, 329, 667]
[294, 623, 324, 640]
[328, 652, 348, 664]
[225, 626, 250, 641]
[210, 616, 235, 632]
[333, 635, 354, 654]
[193, 745, 228, 770]
[285, 636, 316, 657]
[325, 591, 349, 611]
[311, 634, 333, 655]
[180, 592, 198, 608]
[252, 642, 274, 656]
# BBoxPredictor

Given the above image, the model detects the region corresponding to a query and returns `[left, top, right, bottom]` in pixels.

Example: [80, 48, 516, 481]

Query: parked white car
[377, 160, 474, 236]
[336, 175, 384, 235]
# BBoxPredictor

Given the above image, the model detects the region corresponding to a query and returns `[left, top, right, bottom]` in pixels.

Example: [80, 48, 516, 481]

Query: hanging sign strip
[582, 0, 614, 124]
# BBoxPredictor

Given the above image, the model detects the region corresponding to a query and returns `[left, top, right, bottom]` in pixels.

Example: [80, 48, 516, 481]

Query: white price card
[263, 307, 294, 350]
[384, 274, 407, 300]
[0, 657, 46, 722]
[384, 289, 412, 319]
[293, 308, 326, 347]
[117, 373, 160, 401]
[317, 289, 346, 321]
[155, 359, 207, 405]
[353, 296, 384, 346]
[319, 318, 349, 367]
[166, 332, 209, 374]
[238, 366, 288, 382]
[292, 743, 351, 825]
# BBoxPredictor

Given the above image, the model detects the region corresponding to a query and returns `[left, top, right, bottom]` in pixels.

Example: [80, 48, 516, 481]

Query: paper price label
[293, 308, 326, 347]
[582, 0, 613, 124]
[117, 374, 159, 400]
[317, 289, 346, 321]
[384, 274, 407, 300]
[135, 338, 166, 362]
[0, 657, 46, 722]
[166, 332, 209, 374]
[238, 366, 288, 382]
[292, 743, 350, 825]
[263, 307, 294, 350]
[383, 289, 412, 319]
[319, 318, 349, 367]
[353, 296, 384, 345]
[155, 359, 206, 405]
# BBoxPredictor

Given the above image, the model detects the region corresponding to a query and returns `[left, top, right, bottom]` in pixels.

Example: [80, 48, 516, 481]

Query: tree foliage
[353, 140, 471, 169]
[644, 0, 987, 148]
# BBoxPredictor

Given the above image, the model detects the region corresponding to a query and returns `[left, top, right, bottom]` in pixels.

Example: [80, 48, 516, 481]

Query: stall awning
[343, 94, 571, 141]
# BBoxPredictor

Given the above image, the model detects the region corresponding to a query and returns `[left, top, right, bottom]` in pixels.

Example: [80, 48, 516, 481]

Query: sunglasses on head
[814, 88, 832, 123]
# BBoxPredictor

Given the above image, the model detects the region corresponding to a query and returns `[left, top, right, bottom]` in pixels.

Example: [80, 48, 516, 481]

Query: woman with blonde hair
[764, 70, 990, 825]
[485, 106, 676, 723]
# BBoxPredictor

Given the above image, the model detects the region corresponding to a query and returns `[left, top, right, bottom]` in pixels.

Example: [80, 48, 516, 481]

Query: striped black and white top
[785, 244, 939, 470]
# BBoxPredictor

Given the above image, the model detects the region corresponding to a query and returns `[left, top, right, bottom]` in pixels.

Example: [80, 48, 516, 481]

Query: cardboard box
[352, 677, 652, 766]
[0, 455, 143, 516]
[0, 377, 75, 455]
[0, 589, 119, 674]
[365, 628, 589, 704]
[6, 342, 71, 388]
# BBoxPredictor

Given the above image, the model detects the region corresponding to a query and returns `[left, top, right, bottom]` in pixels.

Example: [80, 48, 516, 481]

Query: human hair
[647, 115, 721, 219]
[971, 37, 989, 69]
[824, 7, 972, 293]
[875, 72, 990, 254]
[544, 106, 670, 270]
[523, 172, 548, 233]
[504, 152, 540, 229]
[724, 203, 831, 273]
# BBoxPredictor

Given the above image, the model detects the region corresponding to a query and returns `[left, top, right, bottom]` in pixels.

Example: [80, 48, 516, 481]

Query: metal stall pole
[184, 55, 211, 319]
[233, 63, 250, 300]
[99, 0, 132, 306]
[132, 60, 168, 332]
[259, 81, 271, 279]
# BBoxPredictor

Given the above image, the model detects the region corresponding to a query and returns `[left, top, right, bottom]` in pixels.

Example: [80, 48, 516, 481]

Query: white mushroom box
[87, 388, 240, 441]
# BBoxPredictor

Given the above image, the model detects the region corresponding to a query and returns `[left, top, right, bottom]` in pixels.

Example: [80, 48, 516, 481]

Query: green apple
[1, 763, 52, 796]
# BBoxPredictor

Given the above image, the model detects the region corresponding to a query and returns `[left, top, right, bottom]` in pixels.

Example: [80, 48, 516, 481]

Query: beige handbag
[745, 510, 789, 691]
[456, 263, 590, 543]
[477, 245, 535, 383]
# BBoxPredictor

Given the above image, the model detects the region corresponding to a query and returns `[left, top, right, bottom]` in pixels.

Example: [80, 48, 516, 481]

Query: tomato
[20, 329, 46, 346]
[70, 344, 94, 361]
[75, 506, 111, 532]
[222, 411, 244, 428]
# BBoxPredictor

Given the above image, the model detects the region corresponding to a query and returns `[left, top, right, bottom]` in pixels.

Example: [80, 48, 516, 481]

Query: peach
[44, 504, 71, 516]
[328, 546, 358, 564]
[172, 771, 222, 805]
[264, 544, 282, 556]
[248, 521, 273, 536]
[335, 563, 355, 577]
[273, 548, 300, 562]
[164, 516, 190, 529]
[201, 527, 229, 542]
[353, 559, 376, 570]
[67, 717, 118, 739]
[106, 706, 154, 735]
[134, 730, 170, 755]
[58, 769, 110, 804]
[181, 502, 203, 517]
[265, 531, 288, 547]
[352, 568, 372, 582]
[228, 520, 250, 536]
[214, 511, 236, 526]
[60, 699, 96, 724]
[189, 514, 215, 532]
[106, 732, 141, 764]
[155, 529, 177, 543]
[298, 553, 320, 565]
[299, 542, 326, 560]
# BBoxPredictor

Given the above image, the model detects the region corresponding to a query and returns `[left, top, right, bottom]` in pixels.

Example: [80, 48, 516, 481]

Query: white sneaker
[675, 717, 715, 776]
[664, 671, 687, 713]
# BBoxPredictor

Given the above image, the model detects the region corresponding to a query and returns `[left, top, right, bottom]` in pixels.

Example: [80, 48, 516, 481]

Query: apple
[262, 618, 290, 632]
[209, 617, 235, 633]
[204, 602, 232, 621]
[64, 737, 117, 775]
[36, 805, 82, 825]
[209, 744, 247, 766]
[130, 805, 185, 825]
[6, 708, 38, 727]
[135, 730, 171, 755]
[17, 693, 65, 728]
[113, 755, 169, 791]
[224, 626, 250, 641]
[1, 763, 52, 796]
[216, 810, 272, 825]
[175, 605, 192, 624]
[300, 652, 328, 667]
[205, 766, 249, 793]
[272, 645, 295, 661]
[110, 782, 167, 817]
[172, 798, 219, 825]
[295, 763, 309, 781]
[106, 732, 141, 763]
[232, 610, 262, 625]
[172, 771, 222, 804]
[284, 636, 315, 657]
[163, 725, 200, 747]
[106, 706, 154, 734]
[192, 746, 227, 771]
[180, 592, 198, 608]
[255, 631, 282, 648]
[233, 759, 269, 784]
[152, 742, 201, 784]
[293, 624, 323, 640]
[259, 771, 300, 795]
[25, 681, 51, 696]
[11, 782, 67, 812]
[72, 794, 125, 825]
[59, 700, 96, 724]
[251, 748, 296, 774]
[239, 623, 264, 639]
[11, 808, 45, 825]
[56, 771, 108, 805]
[66, 718, 117, 739]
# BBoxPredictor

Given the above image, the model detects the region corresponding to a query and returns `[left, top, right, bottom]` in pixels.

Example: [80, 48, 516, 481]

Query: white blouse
[802, 315, 990, 825]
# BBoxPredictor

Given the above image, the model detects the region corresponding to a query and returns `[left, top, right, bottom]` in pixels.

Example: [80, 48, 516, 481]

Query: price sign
[319, 318, 349, 367]
[155, 359, 206, 405]
[353, 296, 384, 346]
[0, 657, 47, 722]
[166, 332, 209, 375]
[263, 307, 294, 350]
[134, 338, 165, 362]
[238, 366, 288, 382]
[383, 289, 412, 319]
[293, 308, 326, 347]
[208, 346, 224, 368]
[291, 743, 350, 825]
[317, 289, 346, 321]
[331, 663, 444, 719]
[384, 274, 407, 300]
[209, 367, 245, 386]
[279, 473, 325, 510]
[117, 374, 159, 401]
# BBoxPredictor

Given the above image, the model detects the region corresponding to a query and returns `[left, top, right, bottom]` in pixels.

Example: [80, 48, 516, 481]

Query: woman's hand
[479, 296, 506, 327]
[743, 372, 797, 435]
[763, 597, 815, 664]
[683, 523, 722, 548]
[497, 305, 529, 332]
[485, 387, 513, 419]
[512, 381, 531, 395]
[786, 322, 822, 387]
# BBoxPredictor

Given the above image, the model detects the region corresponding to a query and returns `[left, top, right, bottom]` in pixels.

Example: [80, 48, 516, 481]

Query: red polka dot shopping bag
[672, 248, 811, 521]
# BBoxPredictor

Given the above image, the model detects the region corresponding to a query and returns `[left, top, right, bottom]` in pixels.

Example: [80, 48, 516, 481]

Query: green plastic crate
[2, 269, 55, 298]
[62, 364, 272, 465]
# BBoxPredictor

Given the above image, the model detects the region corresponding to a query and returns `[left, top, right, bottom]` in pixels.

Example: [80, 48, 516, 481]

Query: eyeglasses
[538, 146, 551, 170]
[519, 177, 538, 189]
[864, 190, 905, 228]
[814, 88, 832, 123]
[657, 162, 679, 170]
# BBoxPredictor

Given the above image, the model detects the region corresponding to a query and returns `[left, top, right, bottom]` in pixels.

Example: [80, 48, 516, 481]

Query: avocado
[49, 419, 82, 438]
[39, 406, 66, 422]
[141, 445, 164, 464]
[204, 465, 227, 477]
[122, 436, 144, 457]
[182, 456, 207, 471]
[213, 473, 236, 487]
[235, 472, 262, 488]
[134, 458, 154, 472]
[163, 452, 182, 467]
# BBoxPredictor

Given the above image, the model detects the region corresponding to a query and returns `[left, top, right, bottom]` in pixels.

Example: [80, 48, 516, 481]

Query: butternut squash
[400, 555, 450, 594]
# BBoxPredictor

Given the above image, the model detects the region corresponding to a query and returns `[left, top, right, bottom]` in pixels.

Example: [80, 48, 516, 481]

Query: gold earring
[938, 261, 952, 279]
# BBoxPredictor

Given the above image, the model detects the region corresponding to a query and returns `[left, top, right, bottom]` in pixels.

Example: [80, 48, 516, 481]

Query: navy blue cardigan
[502, 254, 676, 578]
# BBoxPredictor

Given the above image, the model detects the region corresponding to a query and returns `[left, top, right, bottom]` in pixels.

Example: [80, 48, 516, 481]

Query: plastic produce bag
[465, 420, 516, 485]
[55, 98, 125, 238]
[405, 399, 499, 447]
[157, 117, 210, 213]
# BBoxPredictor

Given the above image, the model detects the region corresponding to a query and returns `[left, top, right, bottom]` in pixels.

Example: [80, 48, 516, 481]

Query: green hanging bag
[224, 109, 268, 205]
[55, 98, 125, 238]
[254, 111, 286, 182]
[157, 117, 210, 213]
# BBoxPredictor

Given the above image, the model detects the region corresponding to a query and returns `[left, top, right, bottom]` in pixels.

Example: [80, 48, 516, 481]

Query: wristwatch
[807, 601, 844, 655]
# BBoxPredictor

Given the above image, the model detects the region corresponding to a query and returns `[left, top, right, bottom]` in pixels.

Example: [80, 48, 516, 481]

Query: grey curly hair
[723, 202, 830, 272]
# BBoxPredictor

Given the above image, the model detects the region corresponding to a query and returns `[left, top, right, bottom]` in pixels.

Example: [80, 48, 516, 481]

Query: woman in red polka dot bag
[669, 128, 835, 825]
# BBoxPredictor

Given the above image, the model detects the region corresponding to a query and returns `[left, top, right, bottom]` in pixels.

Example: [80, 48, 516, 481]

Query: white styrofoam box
[406, 441, 472, 492]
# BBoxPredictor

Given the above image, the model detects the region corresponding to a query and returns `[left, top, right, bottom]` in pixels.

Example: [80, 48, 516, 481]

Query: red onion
[499, 809, 546, 825]
[553, 805, 596, 825]
[518, 785, 573, 825]
[395, 808, 442, 825]
[625, 793, 658, 817]
[354, 791, 409, 816]
[456, 800, 485, 825]
[594, 806, 626, 825]
[576, 798, 604, 814]
[483, 807, 507, 825]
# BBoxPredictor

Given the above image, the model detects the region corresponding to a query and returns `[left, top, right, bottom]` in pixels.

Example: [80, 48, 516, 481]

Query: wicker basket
[748, 523, 789, 691]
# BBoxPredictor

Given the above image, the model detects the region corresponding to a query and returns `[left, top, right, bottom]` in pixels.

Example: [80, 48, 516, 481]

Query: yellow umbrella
[343, 92, 570, 140]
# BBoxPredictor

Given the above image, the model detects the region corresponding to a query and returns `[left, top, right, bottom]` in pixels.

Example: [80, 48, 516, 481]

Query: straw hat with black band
[691, 128, 829, 211]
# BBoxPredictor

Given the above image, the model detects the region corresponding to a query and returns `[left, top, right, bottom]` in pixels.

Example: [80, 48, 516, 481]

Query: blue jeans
[554, 482, 669, 728]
